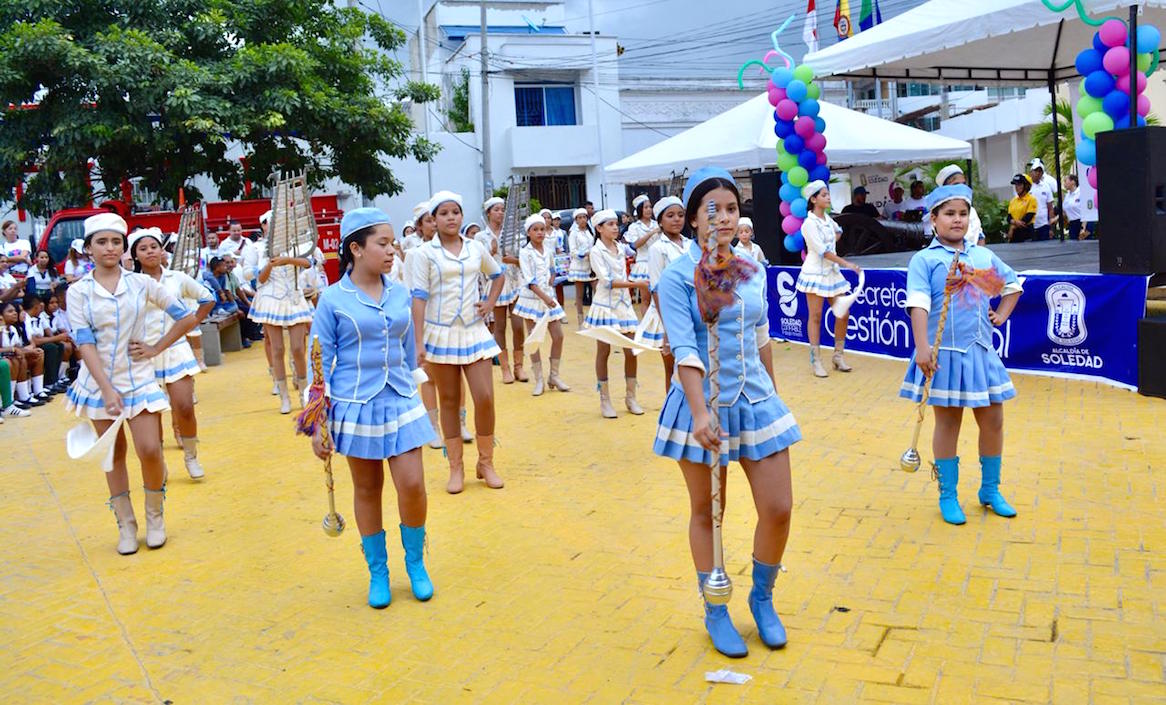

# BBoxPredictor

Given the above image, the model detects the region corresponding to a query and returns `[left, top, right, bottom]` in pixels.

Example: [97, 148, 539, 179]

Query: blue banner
[767, 266, 1147, 389]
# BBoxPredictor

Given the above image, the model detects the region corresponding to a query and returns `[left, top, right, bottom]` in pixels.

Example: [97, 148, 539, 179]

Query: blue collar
[339, 272, 393, 307]
[926, 237, 974, 255]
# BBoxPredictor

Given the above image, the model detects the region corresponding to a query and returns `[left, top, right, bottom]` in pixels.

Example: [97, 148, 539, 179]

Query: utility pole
[480, 0, 493, 199]
[587, 0, 606, 208]
[418, 0, 433, 197]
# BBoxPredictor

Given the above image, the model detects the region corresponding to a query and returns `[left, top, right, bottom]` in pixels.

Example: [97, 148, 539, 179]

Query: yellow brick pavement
[1, 333, 1164, 704]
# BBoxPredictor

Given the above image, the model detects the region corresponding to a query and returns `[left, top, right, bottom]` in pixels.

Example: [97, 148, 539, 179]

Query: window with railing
[514, 83, 577, 127]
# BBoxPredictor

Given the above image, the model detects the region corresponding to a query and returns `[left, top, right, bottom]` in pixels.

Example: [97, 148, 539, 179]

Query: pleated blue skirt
[899, 345, 1016, 408]
[329, 385, 436, 460]
[654, 387, 802, 466]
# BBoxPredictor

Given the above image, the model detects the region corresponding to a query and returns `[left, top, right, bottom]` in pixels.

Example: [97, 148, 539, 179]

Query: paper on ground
[704, 669, 752, 685]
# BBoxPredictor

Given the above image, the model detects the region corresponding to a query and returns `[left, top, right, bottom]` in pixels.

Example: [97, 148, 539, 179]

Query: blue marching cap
[340, 207, 392, 242]
[682, 167, 736, 207]
[925, 184, 973, 213]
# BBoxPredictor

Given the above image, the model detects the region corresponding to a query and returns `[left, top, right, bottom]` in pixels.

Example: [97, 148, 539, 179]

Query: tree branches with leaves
[0, 0, 440, 216]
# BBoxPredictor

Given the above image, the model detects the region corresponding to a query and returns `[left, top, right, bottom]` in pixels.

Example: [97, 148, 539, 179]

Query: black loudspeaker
[1137, 316, 1166, 398]
[751, 171, 799, 266]
[1097, 126, 1166, 275]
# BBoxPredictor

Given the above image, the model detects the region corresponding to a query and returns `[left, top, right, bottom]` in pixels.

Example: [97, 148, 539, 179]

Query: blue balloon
[791, 198, 808, 219]
[779, 183, 801, 202]
[1092, 31, 1107, 53]
[797, 150, 818, 170]
[783, 234, 798, 252]
[1075, 48, 1104, 76]
[809, 165, 831, 184]
[773, 67, 794, 88]
[1137, 115, 1147, 127]
[791, 232, 805, 251]
[780, 170, 790, 184]
[1136, 25, 1161, 54]
[1076, 136, 1096, 166]
[814, 116, 827, 133]
[1102, 89, 1129, 118]
[774, 118, 795, 138]
[786, 79, 808, 102]
[1084, 70, 1116, 98]
[784, 134, 805, 154]
[798, 99, 821, 118]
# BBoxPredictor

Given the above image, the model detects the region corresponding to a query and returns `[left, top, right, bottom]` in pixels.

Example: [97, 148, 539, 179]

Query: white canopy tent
[803, 0, 1166, 84]
[604, 93, 971, 182]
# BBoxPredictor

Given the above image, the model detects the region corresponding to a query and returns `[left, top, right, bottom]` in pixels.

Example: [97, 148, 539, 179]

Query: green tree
[0, 0, 440, 217]
[1028, 99, 1075, 178]
[445, 68, 474, 133]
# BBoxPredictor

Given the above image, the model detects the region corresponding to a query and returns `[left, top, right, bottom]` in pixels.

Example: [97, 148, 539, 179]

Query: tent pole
[1049, 20, 1065, 241]
[1130, 6, 1139, 128]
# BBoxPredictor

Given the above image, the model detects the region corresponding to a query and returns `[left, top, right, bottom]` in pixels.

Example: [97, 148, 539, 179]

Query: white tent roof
[604, 94, 971, 182]
[804, 0, 1166, 84]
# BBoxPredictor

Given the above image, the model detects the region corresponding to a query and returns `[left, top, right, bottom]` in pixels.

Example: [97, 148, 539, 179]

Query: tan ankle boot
[499, 350, 514, 384]
[513, 348, 529, 382]
[427, 410, 444, 449]
[832, 350, 852, 372]
[548, 358, 570, 392]
[598, 381, 617, 418]
[810, 348, 828, 378]
[180, 437, 205, 480]
[625, 378, 645, 415]
[475, 434, 504, 489]
[531, 361, 545, 396]
[445, 439, 466, 494]
[143, 488, 166, 549]
[109, 492, 138, 555]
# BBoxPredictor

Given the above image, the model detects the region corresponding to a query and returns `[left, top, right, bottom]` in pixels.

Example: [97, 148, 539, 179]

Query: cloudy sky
[373, 0, 924, 80]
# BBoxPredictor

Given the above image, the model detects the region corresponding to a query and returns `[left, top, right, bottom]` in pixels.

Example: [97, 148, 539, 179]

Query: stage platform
[850, 239, 1100, 273]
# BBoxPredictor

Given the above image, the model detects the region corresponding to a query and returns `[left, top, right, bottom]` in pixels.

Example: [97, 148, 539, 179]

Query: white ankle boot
[459, 408, 473, 443]
[276, 380, 292, 414]
[810, 348, 828, 378]
[180, 436, 206, 480]
[143, 488, 166, 549]
[832, 350, 852, 372]
[109, 492, 138, 555]
[598, 381, 617, 418]
[531, 361, 545, 396]
[625, 378, 645, 415]
[548, 358, 570, 391]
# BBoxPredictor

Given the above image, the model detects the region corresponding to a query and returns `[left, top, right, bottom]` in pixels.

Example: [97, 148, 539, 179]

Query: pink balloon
[1099, 19, 1127, 48]
[1103, 46, 1131, 75]
[816, 151, 828, 165]
[1086, 167, 1098, 189]
[767, 86, 781, 106]
[781, 215, 803, 235]
[1138, 93, 1151, 116]
[773, 86, 787, 102]
[779, 200, 792, 217]
[1116, 71, 1148, 94]
[776, 99, 799, 121]
[794, 116, 817, 138]
[805, 133, 827, 153]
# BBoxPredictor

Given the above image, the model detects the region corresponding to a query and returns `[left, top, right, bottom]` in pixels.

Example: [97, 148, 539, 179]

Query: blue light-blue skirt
[654, 388, 802, 466]
[329, 384, 436, 460]
[899, 345, 1016, 408]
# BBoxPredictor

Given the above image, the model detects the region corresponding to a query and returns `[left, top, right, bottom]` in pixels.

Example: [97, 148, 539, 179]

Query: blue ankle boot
[934, 457, 966, 525]
[399, 523, 434, 601]
[977, 456, 1017, 518]
[748, 559, 787, 649]
[697, 572, 748, 658]
[360, 530, 391, 609]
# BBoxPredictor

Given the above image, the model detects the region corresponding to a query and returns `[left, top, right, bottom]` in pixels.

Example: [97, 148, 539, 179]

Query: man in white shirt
[899, 181, 929, 221]
[217, 220, 257, 292]
[881, 184, 906, 220]
[2, 221, 33, 279]
[1027, 158, 1057, 241]
[1062, 174, 1084, 240]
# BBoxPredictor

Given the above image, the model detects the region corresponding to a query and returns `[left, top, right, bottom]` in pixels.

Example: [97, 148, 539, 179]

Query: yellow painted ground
[1, 324, 1164, 704]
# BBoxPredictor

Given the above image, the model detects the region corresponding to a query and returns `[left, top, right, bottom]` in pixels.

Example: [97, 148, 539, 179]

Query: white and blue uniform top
[583, 226, 638, 334]
[514, 239, 566, 322]
[899, 184, 1024, 408]
[795, 210, 850, 297]
[734, 241, 768, 266]
[626, 219, 660, 280]
[144, 269, 213, 384]
[653, 239, 801, 466]
[567, 218, 595, 282]
[632, 233, 688, 348]
[65, 270, 192, 420]
[309, 272, 435, 458]
[408, 235, 504, 365]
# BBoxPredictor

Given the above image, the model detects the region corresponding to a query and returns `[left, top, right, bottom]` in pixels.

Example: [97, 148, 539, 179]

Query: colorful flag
[834, 0, 852, 40]
[803, 0, 820, 53]
[858, 0, 883, 32]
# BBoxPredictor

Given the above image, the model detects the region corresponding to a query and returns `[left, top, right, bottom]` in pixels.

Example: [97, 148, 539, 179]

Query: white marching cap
[428, 191, 463, 214]
[483, 196, 504, 211]
[412, 201, 430, 219]
[738, 217, 753, 229]
[652, 196, 682, 220]
[128, 227, 165, 251]
[632, 194, 649, 208]
[590, 209, 617, 228]
[523, 214, 545, 232]
[936, 164, 964, 186]
[83, 212, 127, 239]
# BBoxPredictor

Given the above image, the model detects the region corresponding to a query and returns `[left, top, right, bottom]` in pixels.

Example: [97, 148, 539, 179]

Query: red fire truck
[35, 196, 344, 283]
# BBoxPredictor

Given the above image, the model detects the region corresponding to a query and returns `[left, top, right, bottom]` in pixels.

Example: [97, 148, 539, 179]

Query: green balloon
[776, 138, 788, 155]
[1079, 77, 1090, 99]
[1076, 94, 1102, 118]
[807, 83, 821, 100]
[1138, 52, 1152, 73]
[1082, 111, 1114, 139]
[793, 64, 815, 83]
[788, 166, 809, 187]
[777, 151, 798, 172]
